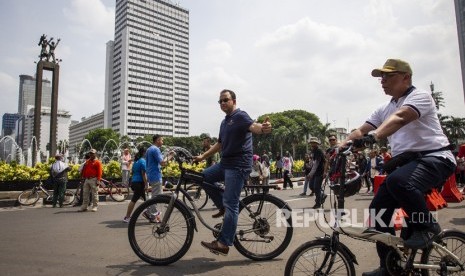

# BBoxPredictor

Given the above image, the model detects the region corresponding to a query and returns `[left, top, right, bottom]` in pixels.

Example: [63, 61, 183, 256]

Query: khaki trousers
[82, 177, 99, 208]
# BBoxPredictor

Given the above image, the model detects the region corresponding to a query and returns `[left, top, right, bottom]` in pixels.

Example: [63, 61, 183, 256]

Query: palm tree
[430, 82, 445, 110]
[443, 116, 465, 147]
[272, 126, 290, 157]
[288, 125, 302, 158]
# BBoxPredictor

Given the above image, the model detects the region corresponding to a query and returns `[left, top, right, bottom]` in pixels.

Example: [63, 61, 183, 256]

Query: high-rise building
[105, 0, 190, 138]
[455, 0, 465, 101]
[2, 113, 22, 136]
[18, 75, 52, 115]
[69, 111, 104, 157]
[22, 106, 71, 154]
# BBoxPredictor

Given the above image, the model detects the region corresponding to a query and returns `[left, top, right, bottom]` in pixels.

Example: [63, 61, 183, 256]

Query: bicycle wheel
[62, 190, 76, 205]
[109, 182, 130, 202]
[17, 189, 40, 206]
[420, 229, 465, 275]
[234, 193, 293, 261]
[284, 240, 356, 276]
[128, 195, 195, 265]
[182, 184, 209, 210]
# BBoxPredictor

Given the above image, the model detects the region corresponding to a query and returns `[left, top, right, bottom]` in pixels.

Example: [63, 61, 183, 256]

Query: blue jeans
[311, 175, 324, 204]
[201, 163, 250, 246]
[302, 176, 312, 194]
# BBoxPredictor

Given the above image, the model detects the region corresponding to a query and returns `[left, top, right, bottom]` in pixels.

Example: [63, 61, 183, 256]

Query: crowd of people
[58, 64, 460, 275]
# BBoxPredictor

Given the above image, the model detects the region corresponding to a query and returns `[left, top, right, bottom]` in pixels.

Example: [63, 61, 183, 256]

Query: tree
[84, 129, 120, 161]
[442, 116, 465, 148]
[255, 110, 326, 158]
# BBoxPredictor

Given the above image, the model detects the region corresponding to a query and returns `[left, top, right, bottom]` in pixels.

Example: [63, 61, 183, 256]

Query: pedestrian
[355, 152, 371, 192]
[143, 134, 174, 222]
[380, 146, 391, 171]
[194, 89, 271, 256]
[249, 154, 263, 194]
[123, 147, 147, 223]
[261, 154, 270, 186]
[50, 154, 71, 208]
[368, 150, 383, 193]
[201, 133, 219, 167]
[300, 153, 314, 196]
[73, 153, 91, 207]
[341, 58, 455, 276]
[282, 153, 293, 189]
[324, 134, 339, 178]
[275, 153, 283, 179]
[121, 148, 132, 185]
[308, 137, 326, 209]
[78, 149, 103, 212]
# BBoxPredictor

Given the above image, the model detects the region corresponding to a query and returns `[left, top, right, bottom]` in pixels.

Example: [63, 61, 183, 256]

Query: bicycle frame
[35, 181, 52, 199]
[156, 153, 283, 238]
[319, 145, 464, 274]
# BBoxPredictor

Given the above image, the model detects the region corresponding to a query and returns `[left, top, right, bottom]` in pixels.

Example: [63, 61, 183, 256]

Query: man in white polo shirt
[342, 59, 456, 276]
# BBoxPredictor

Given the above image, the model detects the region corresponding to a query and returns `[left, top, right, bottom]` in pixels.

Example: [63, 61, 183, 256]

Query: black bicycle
[128, 147, 293, 265]
[285, 142, 465, 275]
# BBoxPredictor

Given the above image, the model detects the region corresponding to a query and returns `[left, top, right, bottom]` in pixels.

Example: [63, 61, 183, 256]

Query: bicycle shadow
[100, 220, 130, 229]
[106, 257, 282, 276]
[450, 217, 465, 226]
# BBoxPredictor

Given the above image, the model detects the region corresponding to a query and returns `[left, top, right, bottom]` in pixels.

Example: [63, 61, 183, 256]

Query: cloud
[204, 39, 232, 64]
[63, 0, 115, 37]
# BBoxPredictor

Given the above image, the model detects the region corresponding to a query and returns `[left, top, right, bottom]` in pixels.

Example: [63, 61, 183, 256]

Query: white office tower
[105, 0, 190, 138]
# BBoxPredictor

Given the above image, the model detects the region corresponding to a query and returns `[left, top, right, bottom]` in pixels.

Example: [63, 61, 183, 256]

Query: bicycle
[285, 142, 465, 275]
[181, 181, 249, 211]
[127, 146, 293, 265]
[17, 179, 76, 206]
[75, 178, 130, 202]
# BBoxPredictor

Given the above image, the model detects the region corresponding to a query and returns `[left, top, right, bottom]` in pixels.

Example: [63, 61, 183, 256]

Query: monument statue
[38, 34, 48, 61]
[38, 34, 61, 63]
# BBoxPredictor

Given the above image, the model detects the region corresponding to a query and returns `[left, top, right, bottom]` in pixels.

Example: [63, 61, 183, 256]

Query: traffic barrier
[440, 174, 464, 202]
[373, 175, 386, 195]
[393, 208, 407, 231]
[426, 189, 447, 210]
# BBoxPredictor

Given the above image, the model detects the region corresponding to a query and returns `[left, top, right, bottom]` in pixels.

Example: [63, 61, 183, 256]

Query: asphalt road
[0, 185, 464, 276]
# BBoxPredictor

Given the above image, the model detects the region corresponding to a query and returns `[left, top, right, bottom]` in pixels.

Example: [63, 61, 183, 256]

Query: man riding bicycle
[342, 59, 456, 276]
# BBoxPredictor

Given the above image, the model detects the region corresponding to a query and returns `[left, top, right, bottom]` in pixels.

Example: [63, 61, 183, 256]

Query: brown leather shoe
[212, 208, 225, 218]
[201, 240, 229, 256]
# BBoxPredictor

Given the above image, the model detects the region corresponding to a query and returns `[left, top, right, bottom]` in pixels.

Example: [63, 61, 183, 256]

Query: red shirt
[81, 158, 103, 181]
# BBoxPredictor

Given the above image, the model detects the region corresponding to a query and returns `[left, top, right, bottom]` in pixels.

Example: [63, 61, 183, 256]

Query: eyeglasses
[218, 98, 231, 104]
[329, 139, 336, 141]
[380, 72, 400, 80]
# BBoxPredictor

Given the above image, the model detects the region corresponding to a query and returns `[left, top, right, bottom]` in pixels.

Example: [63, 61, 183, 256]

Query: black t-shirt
[311, 148, 325, 177]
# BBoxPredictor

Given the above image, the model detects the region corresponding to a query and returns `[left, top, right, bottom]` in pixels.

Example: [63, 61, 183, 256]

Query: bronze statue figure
[38, 34, 61, 63]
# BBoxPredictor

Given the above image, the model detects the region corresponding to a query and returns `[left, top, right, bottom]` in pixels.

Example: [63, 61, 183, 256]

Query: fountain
[0, 135, 25, 165]
[72, 139, 93, 164]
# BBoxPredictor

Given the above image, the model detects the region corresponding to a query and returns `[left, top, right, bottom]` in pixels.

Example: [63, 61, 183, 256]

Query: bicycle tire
[420, 229, 465, 276]
[234, 193, 293, 261]
[128, 195, 195, 265]
[62, 190, 76, 205]
[284, 239, 356, 276]
[182, 183, 209, 210]
[17, 188, 40, 206]
[109, 182, 130, 202]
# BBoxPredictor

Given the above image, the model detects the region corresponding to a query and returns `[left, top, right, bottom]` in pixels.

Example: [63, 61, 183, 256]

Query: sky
[1, 0, 464, 138]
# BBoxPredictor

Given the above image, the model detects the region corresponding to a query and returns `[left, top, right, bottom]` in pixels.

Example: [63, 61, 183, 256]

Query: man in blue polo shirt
[342, 59, 456, 276]
[144, 134, 173, 222]
[195, 89, 271, 256]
